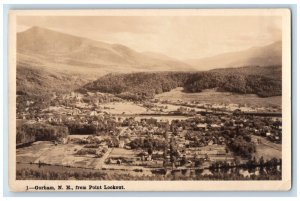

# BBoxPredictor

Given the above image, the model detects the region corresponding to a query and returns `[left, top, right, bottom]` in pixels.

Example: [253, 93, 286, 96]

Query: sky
[17, 15, 282, 60]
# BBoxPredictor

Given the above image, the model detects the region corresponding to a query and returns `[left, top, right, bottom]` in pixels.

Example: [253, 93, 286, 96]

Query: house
[196, 123, 207, 131]
[138, 152, 149, 161]
[72, 108, 81, 115]
[125, 145, 131, 150]
[146, 155, 152, 161]
[61, 137, 69, 144]
[92, 121, 99, 126]
[119, 140, 125, 148]
[211, 124, 221, 129]
[218, 136, 225, 144]
[90, 111, 97, 116]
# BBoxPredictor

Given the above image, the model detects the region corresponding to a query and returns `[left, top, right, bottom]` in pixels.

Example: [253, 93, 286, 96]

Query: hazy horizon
[17, 16, 282, 60]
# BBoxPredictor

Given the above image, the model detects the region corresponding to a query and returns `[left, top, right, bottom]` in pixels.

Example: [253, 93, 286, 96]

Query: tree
[195, 158, 203, 168]
[181, 155, 187, 166]
[259, 156, 265, 166]
[148, 147, 153, 155]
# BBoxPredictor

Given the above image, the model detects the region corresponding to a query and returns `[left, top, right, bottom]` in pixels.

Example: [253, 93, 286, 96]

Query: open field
[110, 148, 136, 156]
[134, 115, 189, 121]
[16, 142, 153, 177]
[17, 141, 106, 169]
[155, 87, 281, 108]
[251, 135, 282, 160]
[100, 102, 147, 114]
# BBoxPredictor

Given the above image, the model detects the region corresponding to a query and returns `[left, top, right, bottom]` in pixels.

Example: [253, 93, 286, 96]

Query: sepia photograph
[8, 9, 291, 191]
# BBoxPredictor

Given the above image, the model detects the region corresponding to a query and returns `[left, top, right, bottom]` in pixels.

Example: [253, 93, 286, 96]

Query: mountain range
[16, 26, 282, 105]
[185, 41, 281, 70]
[17, 26, 282, 77]
[17, 26, 193, 78]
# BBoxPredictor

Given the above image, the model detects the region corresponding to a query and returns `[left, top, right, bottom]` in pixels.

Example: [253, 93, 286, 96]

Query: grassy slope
[155, 87, 281, 108]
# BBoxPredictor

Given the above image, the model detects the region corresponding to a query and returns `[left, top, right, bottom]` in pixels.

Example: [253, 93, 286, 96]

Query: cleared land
[17, 141, 104, 169]
[155, 87, 281, 108]
[251, 135, 282, 160]
[101, 102, 147, 114]
[16, 141, 153, 177]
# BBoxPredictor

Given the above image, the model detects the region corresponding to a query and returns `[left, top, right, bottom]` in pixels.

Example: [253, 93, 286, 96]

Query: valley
[15, 26, 283, 181]
[16, 86, 282, 180]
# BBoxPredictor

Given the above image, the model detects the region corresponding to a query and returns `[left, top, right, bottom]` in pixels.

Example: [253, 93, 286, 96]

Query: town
[16, 89, 282, 180]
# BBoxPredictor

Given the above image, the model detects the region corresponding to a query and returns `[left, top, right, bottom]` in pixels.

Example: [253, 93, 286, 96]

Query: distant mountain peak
[185, 41, 282, 70]
[17, 26, 194, 76]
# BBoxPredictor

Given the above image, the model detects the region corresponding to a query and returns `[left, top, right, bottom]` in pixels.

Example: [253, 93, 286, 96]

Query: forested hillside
[210, 65, 282, 80]
[82, 66, 282, 101]
[17, 65, 88, 113]
[81, 72, 190, 100]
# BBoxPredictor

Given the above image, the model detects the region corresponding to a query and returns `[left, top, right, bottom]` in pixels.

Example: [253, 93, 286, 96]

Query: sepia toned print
[9, 9, 291, 191]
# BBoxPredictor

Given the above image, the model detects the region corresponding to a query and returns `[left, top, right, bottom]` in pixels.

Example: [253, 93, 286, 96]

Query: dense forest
[17, 65, 282, 107]
[82, 66, 282, 101]
[17, 122, 69, 144]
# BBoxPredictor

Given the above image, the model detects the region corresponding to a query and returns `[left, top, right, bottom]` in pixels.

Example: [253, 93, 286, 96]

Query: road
[91, 126, 128, 169]
[92, 148, 113, 169]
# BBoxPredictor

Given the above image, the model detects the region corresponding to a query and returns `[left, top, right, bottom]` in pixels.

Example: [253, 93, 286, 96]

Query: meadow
[155, 87, 282, 109]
